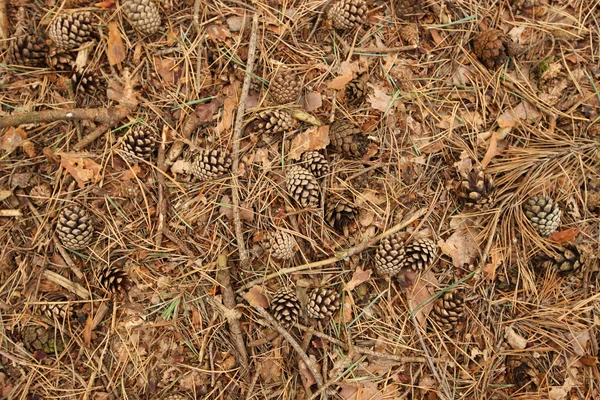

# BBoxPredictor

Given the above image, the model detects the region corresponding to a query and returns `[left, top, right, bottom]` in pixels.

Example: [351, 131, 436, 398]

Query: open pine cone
[344, 73, 368, 104]
[9, 33, 49, 67]
[306, 288, 340, 320]
[99, 265, 132, 294]
[300, 151, 329, 179]
[505, 355, 542, 392]
[395, 0, 424, 17]
[539, 245, 584, 275]
[22, 325, 66, 354]
[269, 69, 302, 105]
[39, 294, 74, 321]
[330, 119, 370, 158]
[271, 287, 301, 328]
[248, 110, 297, 136]
[459, 167, 495, 208]
[48, 11, 94, 50]
[473, 29, 508, 69]
[523, 194, 561, 236]
[285, 165, 320, 208]
[123, 0, 161, 35]
[328, 0, 368, 30]
[120, 124, 158, 164]
[429, 288, 465, 332]
[375, 235, 437, 276]
[56, 204, 94, 250]
[266, 230, 297, 260]
[325, 194, 358, 234]
[191, 149, 232, 181]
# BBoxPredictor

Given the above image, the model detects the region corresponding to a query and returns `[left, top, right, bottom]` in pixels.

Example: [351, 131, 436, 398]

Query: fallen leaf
[505, 325, 527, 350]
[328, 60, 357, 90]
[407, 270, 437, 327]
[290, 109, 322, 126]
[107, 70, 140, 109]
[83, 315, 93, 347]
[496, 101, 541, 129]
[171, 159, 192, 175]
[0, 126, 26, 153]
[429, 28, 445, 45]
[206, 24, 231, 43]
[453, 151, 473, 176]
[288, 125, 330, 160]
[567, 329, 590, 357]
[367, 84, 393, 112]
[298, 356, 317, 388]
[226, 16, 248, 32]
[107, 22, 125, 66]
[195, 98, 222, 122]
[345, 266, 372, 291]
[60, 153, 102, 188]
[580, 355, 598, 366]
[245, 286, 269, 308]
[121, 164, 141, 180]
[0, 190, 11, 202]
[481, 133, 508, 168]
[95, 0, 115, 7]
[154, 57, 182, 85]
[214, 83, 239, 136]
[548, 227, 581, 244]
[302, 91, 322, 112]
[438, 216, 481, 267]
[338, 384, 358, 399]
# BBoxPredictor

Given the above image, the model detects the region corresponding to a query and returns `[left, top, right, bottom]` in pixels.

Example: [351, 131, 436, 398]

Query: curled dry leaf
[344, 266, 371, 291]
[302, 91, 322, 112]
[206, 24, 231, 43]
[245, 286, 269, 308]
[195, 98, 222, 122]
[496, 101, 541, 129]
[298, 355, 317, 388]
[548, 227, 581, 244]
[121, 164, 142, 180]
[154, 57, 182, 86]
[214, 83, 239, 136]
[328, 60, 357, 90]
[438, 216, 481, 267]
[288, 125, 329, 160]
[406, 269, 437, 327]
[367, 84, 393, 112]
[60, 153, 102, 188]
[505, 325, 527, 350]
[107, 70, 140, 109]
[0, 126, 26, 153]
[107, 22, 125, 67]
[171, 159, 192, 175]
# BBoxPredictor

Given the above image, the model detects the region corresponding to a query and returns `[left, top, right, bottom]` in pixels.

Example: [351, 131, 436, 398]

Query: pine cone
[495, 264, 521, 291]
[459, 167, 495, 208]
[46, 50, 76, 72]
[541, 245, 583, 275]
[375, 235, 437, 276]
[505, 355, 541, 392]
[56, 204, 94, 250]
[22, 325, 66, 354]
[328, 0, 368, 30]
[585, 177, 600, 210]
[99, 265, 132, 294]
[72, 71, 100, 94]
[325, 194, 358, 233]
[473, 29, 508, 69]
[344, 73, 368, 104]
[269, 69, 302, 105]
[39, 294, 73, 321]
[523, 195, 561, 236]
[300, 151, 329, 179]
[249, 110, 297, 136]
[190, 149, 232, 181]
[9, 33, 48, 67]
[285, 165, 320, 208]
[266, 230, 297, 260]
[395, 0, 423, 17]
[120, 124, 157, 164]
[330, 119, 369, 158]
[163, 395, 189, 400]
[123, 0, 161, 35]
[271, 287, 301, 328]
[29, 183, 52, 206]
[48, 11, 94, 51]
[429, 289, 465, 331]
[306, 288, 340, 319]
[400, 23, 419, 46]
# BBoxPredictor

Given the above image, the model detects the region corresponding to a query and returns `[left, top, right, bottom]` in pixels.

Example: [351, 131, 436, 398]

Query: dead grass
[1, 0, 600, 399]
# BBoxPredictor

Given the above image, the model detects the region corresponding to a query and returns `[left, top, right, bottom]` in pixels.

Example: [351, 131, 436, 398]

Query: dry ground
[1, 0, 600, 399]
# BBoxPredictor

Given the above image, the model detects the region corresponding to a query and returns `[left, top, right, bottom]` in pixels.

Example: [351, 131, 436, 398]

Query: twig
[74, 124, 110, 150]
[0, 106, 129, 128]
[231, 13, 259, 268]
[155, 125, 168, 248]
[42, 270, 89, 300]
[337, 35, 417, 55]
[216, 254, 249, 369]
[164, 228, 195, 259]
[252, 305, 324, 387]
[237, 207, 427, 292]
[166, 113, 201, 165]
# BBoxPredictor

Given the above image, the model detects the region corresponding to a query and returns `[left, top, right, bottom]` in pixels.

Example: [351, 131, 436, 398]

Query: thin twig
[216, 254, 249, 369]
[155, 125, 167, 248]
[0, 106, 129, 128]
[74, 124, 110, 150]
[237, 207, 428, 292]
[231, 13, 260, 268]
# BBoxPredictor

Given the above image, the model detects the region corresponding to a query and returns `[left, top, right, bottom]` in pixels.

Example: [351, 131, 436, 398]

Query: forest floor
[1, 0, 600, 399]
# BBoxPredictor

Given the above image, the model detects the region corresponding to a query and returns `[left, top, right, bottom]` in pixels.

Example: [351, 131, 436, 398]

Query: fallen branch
[0, 106, 129, 128]
[231, 13, 260, 268]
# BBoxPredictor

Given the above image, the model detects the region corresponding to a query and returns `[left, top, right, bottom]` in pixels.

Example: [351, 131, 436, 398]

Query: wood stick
[0, 106, 129, 128]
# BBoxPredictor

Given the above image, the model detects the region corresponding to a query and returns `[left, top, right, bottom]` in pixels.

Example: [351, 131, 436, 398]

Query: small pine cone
[46, 50, 76, 72]
[190, 149, 232, 181]
[344, 73, 368, 104]
[39, 294, 73, 321]
[523, 195, 561, 236]
[269, 69, 302, 105]
[9, 34, 49, 67]
[542, 245, 583, 275]
[495, 264, 521, 291]
[505, 355, 541, 392]
[267, 230, 297, 260]
[459, 167, 495, 208]
[585, 178, 600, 210]
[325, 194, 358, 233]
[511, 0, 547, 18]
[473, 29, 508, 69]
[72, 71, 99, 94]
[306, 288, 340, 319]
[429, 289, 465, 331]
[99, 265, 132, 294]
[22, 325, 66, 354]
[249, 110, 297, 135]
[48, 11, 94, 50]
[375, 234, 437, 276]
[300, 151, 329, 179]
[29, 183, 52, 206]
[330, 119, 369, 158]
[56, 204, 94, 250]
[285, 165, 320, 208]
[120, 124, 157, 164]
[395, 0, 423, 17]
[123, 0, 161, 35]
[328, 0, 368, 30]
[163, 395, 189, 400]
[400, 23, 419, 46]
[271, 287, 301, 328]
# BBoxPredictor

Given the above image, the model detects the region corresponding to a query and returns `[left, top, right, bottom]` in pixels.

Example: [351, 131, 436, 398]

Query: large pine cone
[375, 235, 437, 276]
[505, 355, 542, 392]
[300, 151, 329, 179]
[269, 69, 302, 105]
[248, 110, 297, 136]
[39, 294, 74, 321]
[325, 194, 358, 234]
[48, 11, 94, 50]
[123, 0, 161, 35]
[539, 245, 584, 275]
[328, 0, 368, 30]
[9, 33, 48, 67]
[266, 230, 297, 260]
[459, 167, 495, 208]
[120, 124, 157, 164]
[22, 325, 66, 354]
[56, 204, 94, 250]
[271, 287, 301, 328]
[285, 165, 320, 208]
[306, 288, 340, 319]
[344, 73, 368, 104]
[330, 119, 369, 158]
[473, 29, 508, 69]
[523, 195, 561, 236]
[395, 0, 424, 17]
[190, 149, 232, 181]
[46, 50, 76, 72]
[429, 288, 465, 332]
[99, 265, 132, 294]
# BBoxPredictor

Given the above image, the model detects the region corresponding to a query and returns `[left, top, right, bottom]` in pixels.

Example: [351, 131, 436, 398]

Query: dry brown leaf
[226, 16, 248, 32]
[95, 0, 115, 7]
[367, 84, 393, 112]
[483, 245, 503, 280]
[0, 190, 11, 202]
[505, 325, 527, 350]
[121, 164, 141, 180]
[580, 355, 598, 366]
[214, 83, 238, 136]
[171, 159, 191, 175]
[453, 151, 473, 176]
[298, 356, 317, 389]
[429, 28, 445, 45]
[0, 126, 26, 153]
[195, 98, 222, 122]
[407, 270, 437, 327]
[60, 154, 102, 188]
[344, 266, 372, 291]
[481, 133, 508, 168]
[496, 101, 541, 129]
[328, 60, 357, 90]
[107, 70, 140, 109]
[107, 22, 125, 67]
[83, 315, 93, 347]
[567, 329, 590, 357]
[288, 125, 330, 160]
[438, 216, 480, 267]
[302, 91, 322, 112]
[154, 57, 181, 86]
[206, 24, 231, 43]
[338, 384, 358, 399]
[548, 227, 581, 244]
[245, 286, 269, 308]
